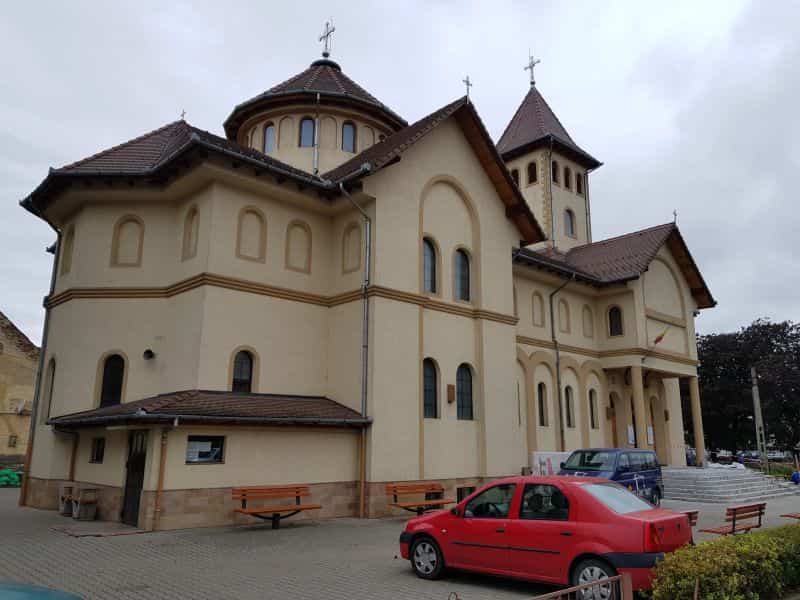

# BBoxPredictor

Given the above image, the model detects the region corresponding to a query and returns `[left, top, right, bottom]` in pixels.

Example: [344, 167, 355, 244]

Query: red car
[399, 475, 691, 591]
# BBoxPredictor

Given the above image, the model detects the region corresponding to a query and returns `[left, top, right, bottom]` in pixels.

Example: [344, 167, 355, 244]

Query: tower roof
[223, 58, 407, 139]
[497, 85, 600, 168]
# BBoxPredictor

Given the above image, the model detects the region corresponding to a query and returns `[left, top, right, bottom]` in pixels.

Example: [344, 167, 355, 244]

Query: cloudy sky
[1, 0, 798, 343]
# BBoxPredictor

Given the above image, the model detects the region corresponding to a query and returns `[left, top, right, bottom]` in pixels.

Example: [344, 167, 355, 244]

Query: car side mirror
[450, 507, 460, 517]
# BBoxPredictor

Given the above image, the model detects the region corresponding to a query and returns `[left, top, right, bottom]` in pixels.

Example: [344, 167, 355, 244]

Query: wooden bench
[699, 502, 766, 536]
[682, 510, 699, 528]
[386, 482, 455, 516]
[232, 485, 321, 529]
[780, 512, 800, 521]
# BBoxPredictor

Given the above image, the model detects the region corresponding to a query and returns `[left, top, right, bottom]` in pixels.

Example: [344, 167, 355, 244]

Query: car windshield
[583, 483, 653, 514]
[563, 450, 616, 471]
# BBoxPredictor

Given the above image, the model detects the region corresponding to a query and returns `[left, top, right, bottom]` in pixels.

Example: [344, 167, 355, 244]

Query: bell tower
[497, 54, 601, 250]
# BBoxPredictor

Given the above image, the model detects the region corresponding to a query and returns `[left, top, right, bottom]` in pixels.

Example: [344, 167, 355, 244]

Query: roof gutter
[48, 412, 372, 428]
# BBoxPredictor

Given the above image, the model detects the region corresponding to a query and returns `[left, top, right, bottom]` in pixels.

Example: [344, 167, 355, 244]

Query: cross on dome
[524, 51, 541, 86]
[319, 20, 336, 58]
[462, 75, 473, 99]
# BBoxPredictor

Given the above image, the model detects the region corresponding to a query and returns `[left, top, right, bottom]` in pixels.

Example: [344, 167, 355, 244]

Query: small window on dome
[342, 122, 357, 153]
[264, 123, 276, 153]
[299, 118, 315, 148]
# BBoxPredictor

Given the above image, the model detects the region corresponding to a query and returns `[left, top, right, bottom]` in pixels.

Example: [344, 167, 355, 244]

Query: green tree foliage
[697, 319, 800, 451]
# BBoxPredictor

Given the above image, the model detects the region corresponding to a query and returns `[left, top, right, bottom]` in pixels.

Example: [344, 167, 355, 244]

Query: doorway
[121, 430, 148, 527]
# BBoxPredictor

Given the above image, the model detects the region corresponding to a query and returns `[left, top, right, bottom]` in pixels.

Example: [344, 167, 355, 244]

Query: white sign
[647, 426, 655, 445]
[627, 424, 636, 445]
[531, 452, 571, 475]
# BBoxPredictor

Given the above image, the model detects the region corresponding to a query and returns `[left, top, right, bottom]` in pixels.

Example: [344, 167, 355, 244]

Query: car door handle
[560, 531, 573, 537]
[495, 528, 505, 533]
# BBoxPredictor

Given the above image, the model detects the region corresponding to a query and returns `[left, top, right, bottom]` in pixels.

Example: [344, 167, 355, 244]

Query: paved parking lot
[0, 488, 798, 599]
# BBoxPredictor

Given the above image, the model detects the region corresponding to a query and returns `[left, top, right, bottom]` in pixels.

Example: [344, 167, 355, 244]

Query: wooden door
[121, 430, 148, 527]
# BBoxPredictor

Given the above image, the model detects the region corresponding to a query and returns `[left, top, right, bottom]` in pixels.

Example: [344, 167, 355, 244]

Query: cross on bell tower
[524, 51, 541, 86]
[319, 20, 336, 58]
[462, 75, 473, 100]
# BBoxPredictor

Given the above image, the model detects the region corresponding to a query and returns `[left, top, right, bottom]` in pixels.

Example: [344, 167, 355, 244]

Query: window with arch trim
[342, 121, 357, 153]
[558, 298, 571, 333]
[564, 166, 572, 190]
[608, 306, 624, 337]
[454, 249, 470, 302]
[532, 292, 545, 327]
[565, 385, 575, 428]
[527, 161, 538, 184]
[264, 122, 276, 153]
[422, 238, 437, 293]
[232, 350, 254, 393]
[423, 358, 438, 419]
[589, 389, 598, 429]
[552, 160, 560, 184]
[564, 209, 576, 237]
[537, 382, 548, 427]
[456, 364, 474, 420]
[299, 117, 315, 147]
[60, 225, 75, 275]
[576, 173, 584, 195]
[182, 206, 199, 260]
[510, 169, 520, 187]
[99, 354, 125, 408]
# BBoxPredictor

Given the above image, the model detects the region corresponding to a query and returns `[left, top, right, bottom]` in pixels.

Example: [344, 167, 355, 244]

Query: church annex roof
[514, 223, 716, 308]
[223, 58, 407, 139]
[497, 84, 600, 169]
[48, 389, 371, 428]
[0, 310, 39, 361]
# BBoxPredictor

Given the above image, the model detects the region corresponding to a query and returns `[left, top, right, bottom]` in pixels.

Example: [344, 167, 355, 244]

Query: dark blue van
[558, 448, 664, 506]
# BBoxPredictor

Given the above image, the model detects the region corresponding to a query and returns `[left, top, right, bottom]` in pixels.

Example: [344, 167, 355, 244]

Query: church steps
[662, 467, 800, 504]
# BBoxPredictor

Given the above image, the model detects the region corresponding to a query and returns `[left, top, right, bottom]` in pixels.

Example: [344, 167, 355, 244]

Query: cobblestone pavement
[0, 489, 547, 600]
[1, 489, 798, 599]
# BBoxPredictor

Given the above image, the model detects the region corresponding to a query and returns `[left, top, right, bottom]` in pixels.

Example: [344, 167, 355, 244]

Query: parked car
[557, 448, 664, 506]
[399, 476, 691, 592]
[0, 584, 82, 599]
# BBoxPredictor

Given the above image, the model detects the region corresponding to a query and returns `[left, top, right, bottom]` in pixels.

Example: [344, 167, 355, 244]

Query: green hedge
[650, 524, 800, 600]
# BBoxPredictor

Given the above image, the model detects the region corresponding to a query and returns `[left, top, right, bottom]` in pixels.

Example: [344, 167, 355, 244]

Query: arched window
[111, 216, 144, 267]
[299, 117, 315, 147]
[232, 350, 254, 393]
[608, 306, 624, 337]
[589, 389, 598, 429]
[564, 166, 572, 190]
[342, 121, 357, 153]
[558, 299, 570, 333]
[264, 123, 276, 153]
[565, 385, 575, 428]
[510, 169, 520, 187]
[182, 206, 199, 260]
[423, 358, 438, 419]
[454, 249, 471, 302]
[532, 292, 545, 327]
[537, 382, 548, 427]
[99, 354, 125, 408]
[552, 160, 560, 184]
[40, 358, 56, 424]
[422, 238, 437, 293]
[60, 225, 75, 275]
[564, 209, 576, 237]
[576, 173, 584, 195]
[456, 364, 473, 420]
[527, 161, 538, 184]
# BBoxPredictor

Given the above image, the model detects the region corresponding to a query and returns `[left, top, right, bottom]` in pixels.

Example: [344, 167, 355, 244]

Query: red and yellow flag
[653, 326, 670, 345]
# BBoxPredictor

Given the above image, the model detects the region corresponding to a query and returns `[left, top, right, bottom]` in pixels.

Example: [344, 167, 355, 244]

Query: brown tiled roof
[0, 310, 39, 360]
[49, 390, 369, 428]
[515, 223, 716, 308]
[324, 96, 545, 244]
[497, 85, 600, 168]
[224, 58, 407, 138]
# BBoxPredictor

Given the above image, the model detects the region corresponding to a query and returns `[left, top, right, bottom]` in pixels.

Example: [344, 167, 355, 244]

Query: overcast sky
[2, 0, 798, 344]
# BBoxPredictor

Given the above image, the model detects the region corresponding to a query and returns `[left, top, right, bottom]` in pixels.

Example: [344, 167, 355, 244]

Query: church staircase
[662, 467, 800, 504]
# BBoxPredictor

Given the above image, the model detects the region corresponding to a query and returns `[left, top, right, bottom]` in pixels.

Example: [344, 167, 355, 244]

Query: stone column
[689, 376, 706, 466]
[630, 365, 648, 449]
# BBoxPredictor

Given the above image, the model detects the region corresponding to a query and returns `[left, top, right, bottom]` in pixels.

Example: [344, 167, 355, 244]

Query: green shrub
[650, 524, 800, 600]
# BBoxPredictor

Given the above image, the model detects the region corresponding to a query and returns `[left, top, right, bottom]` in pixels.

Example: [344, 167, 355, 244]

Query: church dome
[223, 57, 407, 141]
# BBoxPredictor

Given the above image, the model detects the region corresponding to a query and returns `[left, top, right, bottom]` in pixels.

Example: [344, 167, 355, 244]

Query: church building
[20, 34, 715, 530]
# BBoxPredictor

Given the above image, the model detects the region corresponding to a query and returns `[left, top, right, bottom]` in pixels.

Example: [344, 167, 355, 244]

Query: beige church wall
[585, 371, 605, 448]
[159, 426, 359, 490]
[561, 366, 582, 450]
[196, 286, 328, 396]
[326, 301, 364, 414]
[205, 183, 335, 297]
[514, 360, 530, 468]
[239, 106, 392, 175]
[423, 420, 480, 480]
[367, 297, 421, 482]
[596, 291, 639, 352]
[549, 153, 589, 250]
[506, 151, 547, 231]
[72, 428, 129, 488]
[42, 291, 205, 419]
[365, 118, 518, 317]
[532, 361, 558, 451]
[329, 207, 370, 296]
[28, 428, 72, 480]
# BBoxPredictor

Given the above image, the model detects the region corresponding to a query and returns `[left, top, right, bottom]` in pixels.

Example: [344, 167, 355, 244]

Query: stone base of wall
[26, 477, 123, 520]
[365, 476, 492, 518]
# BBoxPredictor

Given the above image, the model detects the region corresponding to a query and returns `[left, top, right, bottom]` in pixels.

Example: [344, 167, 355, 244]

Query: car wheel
[651, 488, 661, 507]
[410, 536, 444, 580]
[572, 558, 618, 600]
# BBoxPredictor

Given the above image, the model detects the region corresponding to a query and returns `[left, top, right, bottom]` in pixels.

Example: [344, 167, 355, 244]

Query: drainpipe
[313, 93, 321, 175]
[20, 223, 61, 506]
[549, 273, 576, 452]
[339, 178, 371, 518]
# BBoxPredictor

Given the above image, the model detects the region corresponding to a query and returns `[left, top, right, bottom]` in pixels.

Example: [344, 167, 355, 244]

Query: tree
[697, 319, 800, 452]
